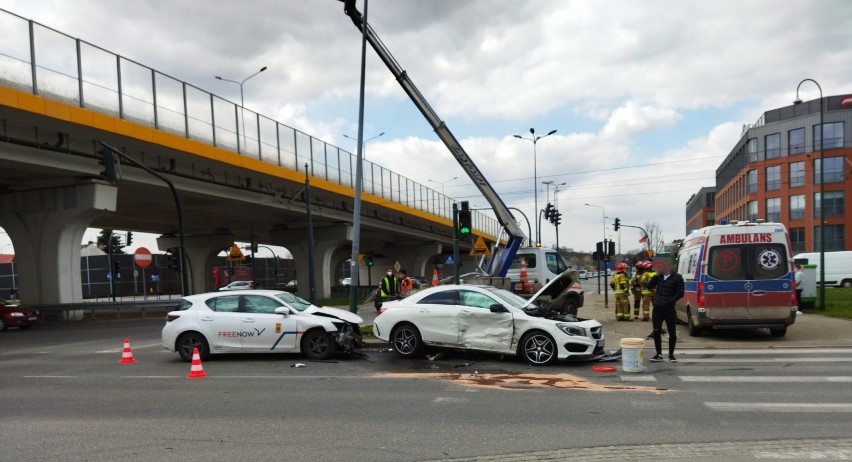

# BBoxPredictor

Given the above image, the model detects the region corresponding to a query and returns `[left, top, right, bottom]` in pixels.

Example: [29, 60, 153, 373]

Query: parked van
[504, 247, 584, 313]
[675, 221, 797, 337]
[792, 251, 852, 288]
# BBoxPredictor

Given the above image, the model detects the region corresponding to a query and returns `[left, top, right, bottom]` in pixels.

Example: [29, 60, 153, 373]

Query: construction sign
[470, 236, 491, 256]
[226, 244, 246, 262]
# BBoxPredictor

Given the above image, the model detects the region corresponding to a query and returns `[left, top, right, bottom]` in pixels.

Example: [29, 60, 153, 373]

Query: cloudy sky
[1, 0, 851, 256]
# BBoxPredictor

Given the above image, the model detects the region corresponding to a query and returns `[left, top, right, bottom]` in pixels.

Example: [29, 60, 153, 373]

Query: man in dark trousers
[647, 259, 685, 362]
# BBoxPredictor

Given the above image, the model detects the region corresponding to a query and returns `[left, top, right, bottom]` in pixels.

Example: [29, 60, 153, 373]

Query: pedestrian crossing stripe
[705, 402, 852, 412]
[680, 376, 852, 382]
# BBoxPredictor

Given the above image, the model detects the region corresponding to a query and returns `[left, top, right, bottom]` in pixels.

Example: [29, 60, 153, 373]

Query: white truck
[793, 251, 852, 288]
[504, 247, 585, 314]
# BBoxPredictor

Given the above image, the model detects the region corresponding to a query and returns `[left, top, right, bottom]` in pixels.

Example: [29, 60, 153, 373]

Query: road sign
[134, 247, 153, 268]
[226, 244, 245, 262]
[444, 255, 455, 265]
[470, 236, 491, 256]
[393, 261, 401, 272]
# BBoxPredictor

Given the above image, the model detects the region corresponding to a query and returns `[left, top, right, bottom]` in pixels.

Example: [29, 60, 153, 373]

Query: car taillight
[697, 282, 705, 309]
[166, 314, 180, 322]
[791, 288, 798, 310]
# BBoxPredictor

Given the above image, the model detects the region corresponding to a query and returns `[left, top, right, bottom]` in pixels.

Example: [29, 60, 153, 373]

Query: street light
[542, 180, 566, 204]
[215, 66, 268, 152]
[514, 128, 557, 244]
[343, 131, 385, 157]
[794, 78, 825, 310]
[428, 176, 458, 197]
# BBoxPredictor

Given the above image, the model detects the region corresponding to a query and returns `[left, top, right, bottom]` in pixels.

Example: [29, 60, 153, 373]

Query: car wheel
[301, 329, 333, 360]
[564, 298, 579, 316]
[519, 331, 557, 366]
[841, 279, 852, 289]
[177, 332, 209, 362]
[687, 308, 702, 337]
[390, 323, 424, 358]
[0, 318, 6, 331]
[770, 326, 787, 337]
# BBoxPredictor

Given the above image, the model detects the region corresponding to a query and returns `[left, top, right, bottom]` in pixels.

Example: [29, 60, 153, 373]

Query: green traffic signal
[460, 225, 471, 235]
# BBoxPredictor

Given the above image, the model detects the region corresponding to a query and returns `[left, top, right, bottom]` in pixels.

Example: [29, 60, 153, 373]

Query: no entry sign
[134, 247, 153, 268]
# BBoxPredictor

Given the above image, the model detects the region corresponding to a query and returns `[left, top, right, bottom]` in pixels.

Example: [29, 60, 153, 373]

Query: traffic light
[608, 240, 616, 257]
[165, 247, 181, 272]
[126, 232, 133, 246]
[365, 254, 375, 267]
[544, 203, 554, 223]
[554, 211, 562, 226]
[98, 147, 122, 183]
[592, 251, 599, 261]
[113, 260, 122, 279]
[458, 201, 472, 236]
[614, 218, 621, 231]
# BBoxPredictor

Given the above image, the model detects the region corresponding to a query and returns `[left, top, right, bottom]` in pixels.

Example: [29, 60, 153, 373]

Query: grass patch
[360, 324, 373, 336]
[809, 288, 852, 319]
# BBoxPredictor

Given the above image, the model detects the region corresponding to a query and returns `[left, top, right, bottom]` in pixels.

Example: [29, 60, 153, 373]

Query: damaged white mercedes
[373, 271, 604, 366]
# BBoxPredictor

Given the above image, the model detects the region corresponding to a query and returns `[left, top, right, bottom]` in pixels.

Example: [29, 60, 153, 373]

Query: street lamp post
[429, 176, 459, 219]
[794, 79, 825, 310]
[343, 131, 385, 156]
[514, 128, 557, 244]
[215, 66, 267, 153]
[344, 131, 384, 192]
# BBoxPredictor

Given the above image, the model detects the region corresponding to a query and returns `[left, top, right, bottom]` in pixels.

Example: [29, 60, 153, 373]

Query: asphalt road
[2, 319, 852, 461]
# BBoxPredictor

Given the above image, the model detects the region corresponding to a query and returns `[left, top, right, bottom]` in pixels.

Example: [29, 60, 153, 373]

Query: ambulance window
[545, 252, 567, 274]
[750, 244, 788, 280]
[708, 246, 747, 281]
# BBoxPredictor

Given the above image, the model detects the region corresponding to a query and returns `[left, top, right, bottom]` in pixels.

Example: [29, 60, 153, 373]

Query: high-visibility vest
[380, 275, 399, 297]
[641, 271, 656, 295]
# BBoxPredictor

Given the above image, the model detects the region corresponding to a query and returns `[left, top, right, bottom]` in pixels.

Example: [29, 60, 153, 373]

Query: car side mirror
[489, 303, 508, 313]
[274, 307, 290, 316]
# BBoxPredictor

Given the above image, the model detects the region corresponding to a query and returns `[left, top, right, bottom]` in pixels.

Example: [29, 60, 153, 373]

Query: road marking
[95, 342, 163, 353]
[679, 348, 852, 355]
[23, 376, 77, 378]
[672, 357, 852, 363]
[705, 402, 852, 412]
[620, 375, 657, 382]
[433, 397, 471, 403]
[681, 376, 852, 383]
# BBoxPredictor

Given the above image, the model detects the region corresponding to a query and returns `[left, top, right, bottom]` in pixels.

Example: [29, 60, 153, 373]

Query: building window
[765, 133, 781, 159]
[706, 211, 715, 226]
[814, 122, 844, 150]
[747, 138, 758, 162]
[814, 157, 845, 184]
[747, 200, 758, 222]
[815, 225, 845, 252]
[789, 161, 805, 188]
[747, 169, 758, 194]
[765, 198, 781, 222]
[765, 165, 781, 191]
[789, 195, 805, 220]
[814, 191, 844, 217]
[789, 128, 805, 155]
[789, 227, 806, 254]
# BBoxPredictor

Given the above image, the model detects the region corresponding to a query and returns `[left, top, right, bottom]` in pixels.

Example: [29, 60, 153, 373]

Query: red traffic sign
[134, 247, 153, 268]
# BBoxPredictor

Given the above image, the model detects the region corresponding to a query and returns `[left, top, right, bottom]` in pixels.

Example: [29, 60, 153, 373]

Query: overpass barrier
[0, 8, 500, 238]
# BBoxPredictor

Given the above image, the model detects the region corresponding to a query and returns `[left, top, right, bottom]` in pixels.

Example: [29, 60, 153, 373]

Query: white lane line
[674, 357, 852, 363]
[680, 348, 852, 355]
[681, 376, 852, 383]
[620, 375, 658, 382]
[705, 402, 852, 412]
[23, 376, 77, 378]
[95, 342, 163, 353]
[433, 397, 471, 404]
[121, 375, 387, 379]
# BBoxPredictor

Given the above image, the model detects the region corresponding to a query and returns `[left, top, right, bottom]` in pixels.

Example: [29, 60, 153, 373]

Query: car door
[200, 295, 243, 352]
[414, 290, 461, 345]
[241, 294, 299, 351]
[457, 289, 514, 351]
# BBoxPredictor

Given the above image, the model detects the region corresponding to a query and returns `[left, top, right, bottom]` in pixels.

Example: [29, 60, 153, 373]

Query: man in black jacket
[647, 259, 685, 362]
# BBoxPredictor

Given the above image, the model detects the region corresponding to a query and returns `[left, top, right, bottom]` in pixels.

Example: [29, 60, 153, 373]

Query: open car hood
[304, 305, 363, 324]
[523, 269, 579, 309]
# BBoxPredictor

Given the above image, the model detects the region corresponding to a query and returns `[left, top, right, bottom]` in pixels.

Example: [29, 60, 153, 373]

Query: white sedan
[162, 290, 363, 361]
[373, 272, 604, 366]
[218, 280, 254, 291]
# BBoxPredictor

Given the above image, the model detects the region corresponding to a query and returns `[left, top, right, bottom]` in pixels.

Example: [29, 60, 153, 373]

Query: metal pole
[107, 230, 115, 302]
[348, 0, 369, 313]
[453, 202, 460, 284]
[533, 138, 538, 243]
[305, 164, 317, 304]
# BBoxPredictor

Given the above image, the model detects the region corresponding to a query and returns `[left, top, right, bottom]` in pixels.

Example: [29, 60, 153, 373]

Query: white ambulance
[675, 221, 797, 337]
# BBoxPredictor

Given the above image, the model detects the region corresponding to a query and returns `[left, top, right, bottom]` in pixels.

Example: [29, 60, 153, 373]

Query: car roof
[184, 289, 290, 300]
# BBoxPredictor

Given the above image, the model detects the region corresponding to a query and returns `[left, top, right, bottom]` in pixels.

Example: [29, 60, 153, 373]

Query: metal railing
[0, 9, 500, 239]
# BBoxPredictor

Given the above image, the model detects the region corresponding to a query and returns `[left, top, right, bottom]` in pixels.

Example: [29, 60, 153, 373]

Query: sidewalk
[349, 294, 852, 349]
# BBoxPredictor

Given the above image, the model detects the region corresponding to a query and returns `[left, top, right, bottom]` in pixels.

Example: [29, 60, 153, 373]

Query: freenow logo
[219, 328, 267, 338]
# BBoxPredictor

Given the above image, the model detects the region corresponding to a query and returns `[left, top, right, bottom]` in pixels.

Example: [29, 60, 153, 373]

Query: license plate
[27, 317, 37, 321]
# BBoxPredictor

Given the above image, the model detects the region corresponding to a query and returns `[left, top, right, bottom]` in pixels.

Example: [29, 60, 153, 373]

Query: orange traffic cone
[520, 257, 531, 293]
[431, 267, 439, 286]
[119, 337, 137, 364]
[187, 347, 207, 379]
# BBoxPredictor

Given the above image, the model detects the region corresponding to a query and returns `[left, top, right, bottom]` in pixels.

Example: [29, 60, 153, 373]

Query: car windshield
[274, 291, 312, 311]
[482, 286, 528, 308]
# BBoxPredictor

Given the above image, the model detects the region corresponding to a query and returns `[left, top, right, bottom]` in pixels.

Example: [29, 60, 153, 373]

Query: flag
[639, 234, 648, 244]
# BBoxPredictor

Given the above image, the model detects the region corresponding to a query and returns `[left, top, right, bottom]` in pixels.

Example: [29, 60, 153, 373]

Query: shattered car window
[274, 292, 312, 311]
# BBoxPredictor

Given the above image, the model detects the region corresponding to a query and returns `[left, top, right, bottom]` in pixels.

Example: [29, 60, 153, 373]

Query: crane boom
[340, 0, 526, 276]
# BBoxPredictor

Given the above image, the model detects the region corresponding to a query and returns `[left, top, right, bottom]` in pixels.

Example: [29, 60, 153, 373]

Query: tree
[643, 221, 666, 254]
[97, 229, 126, 255]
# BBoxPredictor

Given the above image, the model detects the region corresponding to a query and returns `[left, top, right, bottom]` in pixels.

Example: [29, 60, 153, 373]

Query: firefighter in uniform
[631, 261, 644, 319]
[640, 261, 656, 321]
[610, 262, 631, 321]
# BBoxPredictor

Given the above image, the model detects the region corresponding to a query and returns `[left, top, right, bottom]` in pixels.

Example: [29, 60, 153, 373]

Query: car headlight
[556, 323, 586, 337]
[10, 312, 25, 318]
